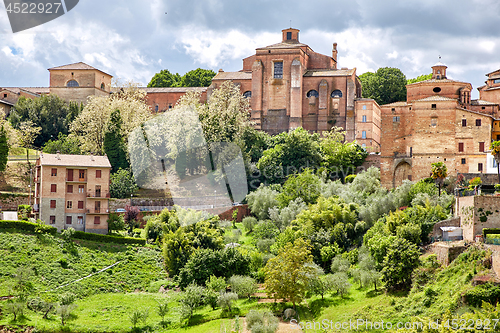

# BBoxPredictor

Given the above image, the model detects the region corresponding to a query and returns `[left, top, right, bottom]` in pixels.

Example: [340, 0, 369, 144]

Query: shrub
[144, 217, 164, 243]
[344, 174, 356, 183]
[246, 310, 279, 333]
[229, 275, 257, 299]
[0, 220, 57, 235]
[107, 213, 125, 233]
[256, 239, 275, 253]
[246, 185, 279, 220]
[242, 216, 258, 233]
[253, 221, 279, 241]
[17, 205, 32, 221]
[217, 292, 238, 312]
[71, 230, 146, 245]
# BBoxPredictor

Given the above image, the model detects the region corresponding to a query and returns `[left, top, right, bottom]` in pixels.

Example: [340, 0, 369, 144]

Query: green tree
[359, 67, 407, 105]
[178, 283, 205, 321]
[320, 127, 368, 180]
[103, 109, 129, 172]
[9, 95, 81, 147]
[107, 213, 125, 233]
[246, 310, 279, 333]
[217, 292, 238, 312]
[17, 120, 41, 168]
[407, 73, 432, 85]
[109, 168, 138, 199]
[42, 133, 81, 155]
[431, 162, 447, 196]
[147, 69, 182, 87]
[491, 141, 500, 183]
[246, 185, 279, 220]
[276, 169, 322, 208]
[0, 126, 8, 171]
[257, 128, 323, 184]
[181, 68, 216, 87]
[229, 275, 257, 299]
[380, 237, 420, 289]
[264, 238, 315, 309]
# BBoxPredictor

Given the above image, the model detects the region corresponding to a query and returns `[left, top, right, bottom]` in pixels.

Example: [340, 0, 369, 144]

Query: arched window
[67, 80, 79, 87]
[243, 91, 252, 98]
[306, 90, 319, 98]
[331, 89, 342, 98]
[362, 105, 367, 110]
[100, 83, 105, 90]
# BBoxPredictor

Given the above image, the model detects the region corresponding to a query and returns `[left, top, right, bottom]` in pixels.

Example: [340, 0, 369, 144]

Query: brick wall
[458, 195, 500, 241]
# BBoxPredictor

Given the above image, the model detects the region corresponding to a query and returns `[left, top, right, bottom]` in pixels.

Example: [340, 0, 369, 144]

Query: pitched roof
[48, 62, 112, 77]
[414, 95, 457, 102]
[0, 87, 44, 97]
[0, 99, 14, 106]
[486, 69, 500, 76]
[303, 69, 355, 77]
[471, 99, 498, 106]
[39, 153, 111, 168]
[212, 71, 252, 80]
[381, 101, 409, 107]
[407, 78, 470, 86]
[257, 40, 310, 50]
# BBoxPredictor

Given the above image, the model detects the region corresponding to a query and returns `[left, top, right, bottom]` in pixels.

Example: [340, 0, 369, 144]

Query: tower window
[100, 83, 105, 90]
[286, 32, 292, 40]
[431, 104, 437, 109]
[155, 105, 159, 112]
[243, 91, 252, 98]
[331, 90, 342, 98]
[362, 115, 367, 123]
[433, 87, 441, 93]
[393, 116, 400, 122]
[306, 90, 319, 98]
[461, 158, 466, 164]
[431, 118, 437, 127]
[476, 119, 482, 126]
[478, 163, 483, 172]
[462, 119, 467, 127]
[3, 94, 7, 98]
[494, 79, 500, 84]
[273, 61, 283, 79]
[362, 131, 366, 139]
[479, 142, 485, 152]
[458, 142, 464, 152]
[67, 80, 79, 87]
[362, 105, 367, 110]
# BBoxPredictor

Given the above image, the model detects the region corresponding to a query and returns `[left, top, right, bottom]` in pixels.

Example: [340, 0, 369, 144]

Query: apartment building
[34, 153, 111, 234]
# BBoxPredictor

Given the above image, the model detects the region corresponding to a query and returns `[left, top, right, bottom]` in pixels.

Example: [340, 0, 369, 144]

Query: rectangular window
[393, 116, 400, 122]
[96, 170, 101, 178]
[78, 185, 84, 193]
[391, 108, 395, 112]
[94, 216, 101, 225]
[362, 115, 367, 122]
[66, 216, 72, 225]
[362, 131, 367, 139]
[476, 119, 482, 126]
[494, 79, 500, 84]
[408, 175, 412, 181]
[3, 94, 7, 98]
[67, 201, 72, 209]
[273, 61, 283, 79]
[51, 184, 57, 193]
[497, 134, 500, 141]
[478, 163, 483, 172]
[431, 104, 436, 109]
[51, 168, 57, 176]
[67, 185, 73, 193]
[479, 142, 485, 152]
[155, 105, 159, 112]
[67, 169, 73, 181]
[95, 201, 101, 213]
[77, 216, 83, 224]
[79, 169, 85, 180]
[49, 215, 55, 224]
[286, 31, 292, 40]
[461, 158, 466, 164]
[462, 119, 467, 127]
[458, 142, 464, 152]
[431, 118, 437, 126]
[78, 201, 84, 209]
[95, 185, 101, 197]
[50, 200, 56, 209]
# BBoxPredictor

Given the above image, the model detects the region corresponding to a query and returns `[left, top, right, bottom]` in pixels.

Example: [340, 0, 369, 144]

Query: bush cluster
[72, 230, 146, 245]
[0, 220, 57, 235]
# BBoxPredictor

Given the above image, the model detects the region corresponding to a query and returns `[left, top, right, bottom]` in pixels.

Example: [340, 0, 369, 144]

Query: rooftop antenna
[439, 55, 441, 61]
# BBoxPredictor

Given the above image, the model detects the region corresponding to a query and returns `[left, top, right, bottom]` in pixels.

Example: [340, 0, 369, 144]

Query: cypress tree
[0, 126, 8, 172]
[103, 109, 129, 173]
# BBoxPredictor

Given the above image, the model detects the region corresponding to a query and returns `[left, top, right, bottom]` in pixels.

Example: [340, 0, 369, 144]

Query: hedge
[464, 283, 500, 307]
[483, 228, 500, 238]
[0, 220, 57, 235]
[72, 230, 146, 245]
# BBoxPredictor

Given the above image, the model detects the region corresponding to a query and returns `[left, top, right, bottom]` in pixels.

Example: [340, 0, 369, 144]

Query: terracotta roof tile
[414, 95, 457, 102]
[39, 153, 111, 168]
[303, 69, 355, 77]
[48, 62, 112, 77]
[212, 72, 252, 80]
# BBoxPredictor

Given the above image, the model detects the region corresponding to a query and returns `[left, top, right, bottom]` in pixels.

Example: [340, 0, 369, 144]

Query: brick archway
[393, 161, 412, 188]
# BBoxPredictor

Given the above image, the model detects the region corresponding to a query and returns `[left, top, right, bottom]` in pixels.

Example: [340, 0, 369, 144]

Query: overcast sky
[1, 0, 500, 98]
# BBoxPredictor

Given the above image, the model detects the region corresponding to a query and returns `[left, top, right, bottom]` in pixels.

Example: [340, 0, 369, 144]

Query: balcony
[86, 191, 110, 198]
[66, 177, 87, 182]
[86, 208, 109, 214]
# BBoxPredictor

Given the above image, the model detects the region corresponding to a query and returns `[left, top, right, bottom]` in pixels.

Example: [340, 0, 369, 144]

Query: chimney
[218, 68, 224, 73]
[90, 153, 94, 161]
[56, 151, 60, 160]
[332, 43, 338, 68]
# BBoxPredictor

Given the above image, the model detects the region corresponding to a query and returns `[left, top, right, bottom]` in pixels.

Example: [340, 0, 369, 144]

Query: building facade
[210, 28, 381, 151]
[380, 62, 500, 188]
[34, 153, 111, 234]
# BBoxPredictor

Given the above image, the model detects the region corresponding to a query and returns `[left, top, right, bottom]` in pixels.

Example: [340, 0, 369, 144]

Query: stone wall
[458, 195, 500, 241]
[432, 217, 461, 238]
[430, 242, 467, 266]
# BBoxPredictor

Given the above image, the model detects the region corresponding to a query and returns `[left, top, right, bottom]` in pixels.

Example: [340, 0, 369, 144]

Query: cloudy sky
[1, 0, 500, 98]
